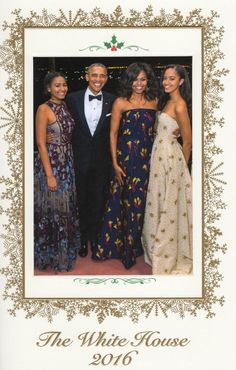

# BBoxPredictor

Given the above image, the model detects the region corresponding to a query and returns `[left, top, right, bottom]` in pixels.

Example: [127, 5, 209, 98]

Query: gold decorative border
[0, 7, 228, 322]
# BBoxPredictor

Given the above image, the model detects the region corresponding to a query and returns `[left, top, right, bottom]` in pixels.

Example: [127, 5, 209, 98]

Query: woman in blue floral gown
[92, 63, 158, 269]
[34, 72, 80, 271]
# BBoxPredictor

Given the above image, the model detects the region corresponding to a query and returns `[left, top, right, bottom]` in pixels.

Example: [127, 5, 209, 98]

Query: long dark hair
[158, 64, 192, 117]
[118, 62, 158, 101]
[43, 71, 66, 95]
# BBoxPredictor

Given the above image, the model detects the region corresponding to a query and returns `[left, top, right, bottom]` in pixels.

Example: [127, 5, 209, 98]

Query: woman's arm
[110, 98, 126, 185]
[175, 103, 192, 164]
[35, 104, 57, 191]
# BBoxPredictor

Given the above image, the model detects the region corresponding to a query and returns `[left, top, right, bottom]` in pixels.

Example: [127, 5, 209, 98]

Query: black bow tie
[89, 94, 102, 101]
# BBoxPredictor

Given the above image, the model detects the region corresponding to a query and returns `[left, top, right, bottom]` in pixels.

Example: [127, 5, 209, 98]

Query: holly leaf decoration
[111, 35, 117, 44]
[104, 42, 112, 49]
[117, 42, 124, 49]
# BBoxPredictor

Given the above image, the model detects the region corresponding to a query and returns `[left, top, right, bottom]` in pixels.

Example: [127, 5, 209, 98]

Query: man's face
[85, 66, 108, 95]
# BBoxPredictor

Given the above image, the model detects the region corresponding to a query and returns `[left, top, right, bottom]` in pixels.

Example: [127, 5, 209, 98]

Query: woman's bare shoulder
[175, 99, 188, 115]
[112, 97, 130, 111]
[36, 103, 51, 113]
[36, 103, 53, 125]
[114, 97, 128, 105]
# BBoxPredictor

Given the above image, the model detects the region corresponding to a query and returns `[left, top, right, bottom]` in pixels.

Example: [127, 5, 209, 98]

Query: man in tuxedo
[66, 63, 115, 257]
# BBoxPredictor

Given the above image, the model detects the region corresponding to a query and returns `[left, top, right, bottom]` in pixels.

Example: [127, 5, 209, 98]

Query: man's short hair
[86, 63, 108, 75]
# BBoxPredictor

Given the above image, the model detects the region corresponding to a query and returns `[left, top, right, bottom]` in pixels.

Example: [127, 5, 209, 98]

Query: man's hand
[172, 128, 181, 138]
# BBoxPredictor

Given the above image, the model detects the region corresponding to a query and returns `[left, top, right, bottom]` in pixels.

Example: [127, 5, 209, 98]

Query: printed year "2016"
[89, 350, 139, 366]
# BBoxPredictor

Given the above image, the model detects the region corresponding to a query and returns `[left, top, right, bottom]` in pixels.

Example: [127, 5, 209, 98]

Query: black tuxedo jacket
[66, 90, 115, 173]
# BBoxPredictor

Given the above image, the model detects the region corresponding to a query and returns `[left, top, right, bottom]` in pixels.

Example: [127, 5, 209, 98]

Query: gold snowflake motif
[0, 6, 228, 322]
[170, 300, 193, 318]
[56, 9, 92, 27]
[34, 9, 57, 26]
[205, 86, 223, 111]
[205, 161, 226, 189]
[27, 301, 60, 322]
[0, 101, 22, 140]
[0, 40, 21, 69]
[1, 226, 22, 258]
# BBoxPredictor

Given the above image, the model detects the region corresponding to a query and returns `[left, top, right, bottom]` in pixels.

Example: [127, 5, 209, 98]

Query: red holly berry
[111, 45, 117, 51]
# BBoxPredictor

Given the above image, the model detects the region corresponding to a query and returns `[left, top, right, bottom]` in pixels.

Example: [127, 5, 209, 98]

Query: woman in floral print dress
[92, 63, 158, 269]
[34, 72, 80, 272]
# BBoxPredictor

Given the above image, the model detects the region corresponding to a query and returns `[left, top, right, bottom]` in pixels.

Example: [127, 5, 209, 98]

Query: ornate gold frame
[0, 7, 227, 322]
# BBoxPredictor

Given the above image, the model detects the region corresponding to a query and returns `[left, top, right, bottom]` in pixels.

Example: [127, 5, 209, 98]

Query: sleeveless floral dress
[34, 101, 80, 271]
[142, 112, 192, 274]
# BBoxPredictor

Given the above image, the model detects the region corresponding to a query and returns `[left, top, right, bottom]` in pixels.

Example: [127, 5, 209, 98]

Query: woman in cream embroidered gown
[142, 64, 193, 274]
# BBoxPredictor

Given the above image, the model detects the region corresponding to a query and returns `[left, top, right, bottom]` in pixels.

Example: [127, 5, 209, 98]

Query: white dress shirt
[84, 88, 103, 136]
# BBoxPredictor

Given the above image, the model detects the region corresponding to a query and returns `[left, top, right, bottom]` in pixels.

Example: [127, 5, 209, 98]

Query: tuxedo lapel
[93, 93, 112, 136]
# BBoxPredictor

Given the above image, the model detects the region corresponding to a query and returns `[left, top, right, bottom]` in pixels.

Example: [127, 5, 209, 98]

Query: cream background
[0, 0, 235, 370]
